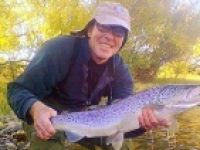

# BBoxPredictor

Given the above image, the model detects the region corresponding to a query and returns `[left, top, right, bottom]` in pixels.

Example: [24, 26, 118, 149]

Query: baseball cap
[94, 2, 131, 31]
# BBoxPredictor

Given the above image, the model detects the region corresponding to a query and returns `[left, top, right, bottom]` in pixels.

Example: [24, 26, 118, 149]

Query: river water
[132, 107, 200, 150]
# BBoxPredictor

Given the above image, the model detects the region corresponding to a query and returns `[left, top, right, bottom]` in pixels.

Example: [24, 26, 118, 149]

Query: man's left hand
[138, 107, 169, 130]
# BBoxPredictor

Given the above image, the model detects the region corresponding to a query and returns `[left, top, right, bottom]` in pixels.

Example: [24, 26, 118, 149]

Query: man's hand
[29, 101, 57, 140]
[138, 107, 169, 130]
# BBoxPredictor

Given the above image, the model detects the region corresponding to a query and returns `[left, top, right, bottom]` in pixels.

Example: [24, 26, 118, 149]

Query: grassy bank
[0, 82, 11, 115]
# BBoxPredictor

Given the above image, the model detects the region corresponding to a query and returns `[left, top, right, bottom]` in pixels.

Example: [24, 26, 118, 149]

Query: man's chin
[94, 55, 110, 64]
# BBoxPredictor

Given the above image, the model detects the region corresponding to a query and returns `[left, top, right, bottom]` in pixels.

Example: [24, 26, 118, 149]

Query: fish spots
[51, 84, 200, 136]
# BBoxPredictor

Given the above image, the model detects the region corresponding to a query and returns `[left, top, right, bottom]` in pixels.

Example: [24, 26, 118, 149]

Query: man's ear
[87, 28, 92, 37]
[87, 24, 95, 38]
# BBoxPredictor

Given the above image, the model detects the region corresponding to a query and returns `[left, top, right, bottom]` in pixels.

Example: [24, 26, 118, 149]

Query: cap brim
[95, 15, 131, 31]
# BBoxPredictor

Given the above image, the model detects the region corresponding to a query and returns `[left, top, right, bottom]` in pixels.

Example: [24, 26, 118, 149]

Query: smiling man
[7, 2, 168, 150]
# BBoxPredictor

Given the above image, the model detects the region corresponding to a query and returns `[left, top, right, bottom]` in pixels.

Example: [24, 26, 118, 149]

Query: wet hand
[138, 107, 169, 130]
[29, 101, 57, 140]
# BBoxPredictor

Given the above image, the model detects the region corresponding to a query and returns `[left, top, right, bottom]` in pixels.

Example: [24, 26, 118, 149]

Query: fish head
[162, 85, 200, 113]
[155, 85, 200, 132]
[186, 85, 200, 101]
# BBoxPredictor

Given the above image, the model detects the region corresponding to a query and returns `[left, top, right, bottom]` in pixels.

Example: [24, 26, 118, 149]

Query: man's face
[88, 22, 126, 64]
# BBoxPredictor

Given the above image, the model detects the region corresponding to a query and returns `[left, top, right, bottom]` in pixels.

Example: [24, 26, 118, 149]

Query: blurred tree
[1, 0, 200, 81]
[193, 41, 200, 57]
[116, 0, 200, 81]
[0, 1, 19, 51]
[12, 0, 92, 49]
[0, 0, 93, 79]
[157, 61, 189, 79]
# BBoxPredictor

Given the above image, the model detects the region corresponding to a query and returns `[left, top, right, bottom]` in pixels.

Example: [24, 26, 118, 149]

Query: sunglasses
[95, 22, 127, 38]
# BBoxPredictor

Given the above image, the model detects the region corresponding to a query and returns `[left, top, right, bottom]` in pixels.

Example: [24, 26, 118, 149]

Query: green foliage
[23, 0, 92, 45]
[158, 61, 189, 78]
[0, 0, 93, 50]
[119, 0, 200, 81]
[0, 65, 11, 115]
[0, 1, 19, 50]
[0, 84, 11, 115]
[193, 41, 200, 57]
[0, 59, 26, 115]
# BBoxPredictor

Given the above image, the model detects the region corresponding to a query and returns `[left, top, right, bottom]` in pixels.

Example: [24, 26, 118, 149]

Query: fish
[50, 84, 200, 150]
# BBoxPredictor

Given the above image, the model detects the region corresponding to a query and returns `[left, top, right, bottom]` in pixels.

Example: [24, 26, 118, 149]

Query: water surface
[132, 107, 200, 150]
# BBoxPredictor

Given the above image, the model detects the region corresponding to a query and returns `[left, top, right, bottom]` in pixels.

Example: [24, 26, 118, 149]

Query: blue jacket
[7, 36, 133, 123]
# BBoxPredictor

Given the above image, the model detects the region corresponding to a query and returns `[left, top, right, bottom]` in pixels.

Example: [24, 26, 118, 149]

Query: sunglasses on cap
[95, 22, 127, 38]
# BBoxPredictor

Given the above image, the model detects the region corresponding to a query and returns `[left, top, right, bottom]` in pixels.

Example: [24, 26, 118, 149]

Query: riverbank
[0, 112, 29, 150]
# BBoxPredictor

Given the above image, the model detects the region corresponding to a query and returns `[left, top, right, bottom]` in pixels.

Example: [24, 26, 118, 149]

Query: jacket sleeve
[111, 55, 134, 99]
[7, 36, 76, 123]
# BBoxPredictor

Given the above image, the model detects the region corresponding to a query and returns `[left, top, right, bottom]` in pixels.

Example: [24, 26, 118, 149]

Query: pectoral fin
[65, 131, 84, 142]
[106, 132, 124, 150]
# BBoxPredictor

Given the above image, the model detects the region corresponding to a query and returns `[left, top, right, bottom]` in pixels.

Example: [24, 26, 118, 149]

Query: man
[7, 2, 168, 150]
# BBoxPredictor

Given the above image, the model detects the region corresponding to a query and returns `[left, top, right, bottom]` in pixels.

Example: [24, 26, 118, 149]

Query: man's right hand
[29, 101, 57, 140]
